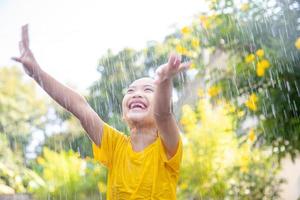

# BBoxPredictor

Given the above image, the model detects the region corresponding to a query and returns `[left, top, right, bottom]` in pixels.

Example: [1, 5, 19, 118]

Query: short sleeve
[92, 123, 126, 169]
[159, 135, 183, 173]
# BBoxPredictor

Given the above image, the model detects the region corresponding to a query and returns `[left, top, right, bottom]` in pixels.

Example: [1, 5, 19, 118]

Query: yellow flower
[190, 62, 196, 69]
[245, 54, 255, 63]
[37, 156, 45, 165]
[180, 105, 197, 126]
[199, 15, 211, 29]
[181, 26, 191, 35]
[240, 3, 249, 11]
[176, 44, 188, 55]
[256, 49, 264, 57]
[240, 165, 249, 173]
[248, 129, 256, 142]
[237, 110, 245, 118]
[227, 103, 236, 113]
[256, 59, 270, 76]
[245, 93, 258, 111]
[191, 38, 200, 49]
[256, 65, 265, 77]
[180, 104, 197, 128]
[98, 182, 107, 193]
[180, 182, 188, 190]
[261, 59, 270, 69]
[295, 37, 300, 49]
[208, 85, 221, 97]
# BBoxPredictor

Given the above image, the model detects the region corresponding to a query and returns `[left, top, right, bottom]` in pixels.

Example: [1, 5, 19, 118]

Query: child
[12, 25, 190, 199]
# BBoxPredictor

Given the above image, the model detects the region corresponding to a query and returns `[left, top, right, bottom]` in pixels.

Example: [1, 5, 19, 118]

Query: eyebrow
[143, 84, 155, 88]
[128, 84, 154, 88]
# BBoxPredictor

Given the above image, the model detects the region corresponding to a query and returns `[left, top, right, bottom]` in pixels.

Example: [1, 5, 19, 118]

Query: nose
[130, 89, 143, 98]
[132, 93, 143, 98]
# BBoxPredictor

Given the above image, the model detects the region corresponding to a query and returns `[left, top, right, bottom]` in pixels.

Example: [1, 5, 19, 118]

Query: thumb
[179, 61, 192, 72]
[11, 57, 22, 63]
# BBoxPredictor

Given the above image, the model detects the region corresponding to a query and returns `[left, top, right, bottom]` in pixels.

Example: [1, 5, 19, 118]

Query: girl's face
[122, 77, 156, 127]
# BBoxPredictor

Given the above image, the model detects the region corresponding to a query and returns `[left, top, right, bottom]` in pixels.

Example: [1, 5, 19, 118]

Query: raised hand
[154, 53, 191, 84]
[12, 24, 40, 77]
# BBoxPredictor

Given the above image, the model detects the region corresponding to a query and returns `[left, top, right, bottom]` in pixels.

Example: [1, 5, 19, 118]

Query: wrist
[31, 64, 42, 80]
[159, 76, 173, 85]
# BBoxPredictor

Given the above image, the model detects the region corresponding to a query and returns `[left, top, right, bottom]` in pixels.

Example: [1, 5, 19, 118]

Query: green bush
[178, 97, 283, 199]
[0, 135, 44, 194]
[32, 147, 107, 200]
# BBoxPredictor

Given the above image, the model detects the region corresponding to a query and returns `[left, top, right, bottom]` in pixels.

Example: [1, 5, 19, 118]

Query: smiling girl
[13, 25, 190, 200]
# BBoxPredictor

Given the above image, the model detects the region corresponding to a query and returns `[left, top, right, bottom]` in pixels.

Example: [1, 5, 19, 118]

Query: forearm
[154, 77, 180, 158]
[154, 78, 173, 117]
[32, 65, 86, 119]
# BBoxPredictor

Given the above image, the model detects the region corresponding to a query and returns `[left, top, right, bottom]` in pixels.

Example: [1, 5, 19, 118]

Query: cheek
[147, 94, 155, 108]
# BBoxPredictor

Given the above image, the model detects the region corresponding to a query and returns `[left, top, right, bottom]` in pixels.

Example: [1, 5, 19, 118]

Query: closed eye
[145, 88, 154, 92]
[127, 89, 134, 93]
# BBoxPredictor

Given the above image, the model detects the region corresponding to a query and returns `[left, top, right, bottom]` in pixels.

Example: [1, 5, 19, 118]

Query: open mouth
[128, 100, 147, 111]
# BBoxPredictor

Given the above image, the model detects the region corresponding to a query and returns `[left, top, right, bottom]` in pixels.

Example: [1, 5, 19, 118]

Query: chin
[126, 111, 154, 126]
[127, 112, 148, 122]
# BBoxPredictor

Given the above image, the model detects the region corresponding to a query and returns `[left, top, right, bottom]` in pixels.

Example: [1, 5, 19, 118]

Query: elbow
[72, 96, 89, 119]
[78, 95, 88, 104]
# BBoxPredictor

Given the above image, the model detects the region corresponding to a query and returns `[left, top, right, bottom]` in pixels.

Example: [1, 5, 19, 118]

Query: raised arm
[12, 25, 103, 146]
[153, 54, 190, 158]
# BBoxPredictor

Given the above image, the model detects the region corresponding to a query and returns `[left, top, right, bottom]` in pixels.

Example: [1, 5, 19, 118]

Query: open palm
[12, 24, 39, 77]
[154, 53, 191, 84]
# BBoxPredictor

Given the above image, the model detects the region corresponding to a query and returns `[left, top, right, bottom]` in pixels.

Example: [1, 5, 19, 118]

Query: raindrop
[271, 104, 276, 118]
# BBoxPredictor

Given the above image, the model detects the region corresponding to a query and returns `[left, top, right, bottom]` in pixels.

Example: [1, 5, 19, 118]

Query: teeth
[130, 102, 145, 109]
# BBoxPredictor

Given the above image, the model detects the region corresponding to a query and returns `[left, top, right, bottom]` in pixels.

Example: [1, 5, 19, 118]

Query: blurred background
[0, 0, 300, 199]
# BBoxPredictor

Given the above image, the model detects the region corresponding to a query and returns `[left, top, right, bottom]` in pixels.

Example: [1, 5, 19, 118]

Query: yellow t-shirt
[92, 123, 183, 200]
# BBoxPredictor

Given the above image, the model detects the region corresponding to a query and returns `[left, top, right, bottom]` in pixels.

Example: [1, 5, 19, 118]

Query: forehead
[129, 77, 155, 87]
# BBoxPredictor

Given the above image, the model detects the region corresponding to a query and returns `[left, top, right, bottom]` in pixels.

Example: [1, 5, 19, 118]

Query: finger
[173, 56, 181, 68]
[22, 24, 29, 49]
[168, 53, 177, 66]
[171, 53, 182, 66]
[19, 41, 24, 54]
[178, 61, 192, 72]
[11, 57, 22, 63]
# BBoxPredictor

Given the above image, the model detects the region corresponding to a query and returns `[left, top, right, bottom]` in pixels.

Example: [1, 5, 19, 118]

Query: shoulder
[157, 135, 183, 172]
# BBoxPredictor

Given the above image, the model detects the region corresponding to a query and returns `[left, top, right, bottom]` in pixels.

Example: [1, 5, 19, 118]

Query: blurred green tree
[199, 0, 300, 160]
[0, 66, 47, 154]
[0, 66, 48, 194]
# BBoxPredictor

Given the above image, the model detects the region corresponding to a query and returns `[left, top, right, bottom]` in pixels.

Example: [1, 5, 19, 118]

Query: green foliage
[0, 135, 44, 194]
[2, 0, 298, 198]
[0, 66, 48, 194]
[88, 48, 145, 129]
[32, 147, 106, 200]
[204, 0, 300, 160]
[162, 0, 300, 160]
[178, 97, 283, 199]
[0, 66, 47, 153]
[43, 104, 94, 157]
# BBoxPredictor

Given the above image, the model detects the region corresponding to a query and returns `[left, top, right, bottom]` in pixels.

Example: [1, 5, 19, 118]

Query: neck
[131, 126, 157, 136]
[129, 125, 158, 151]
[128, 120, 156, 134]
